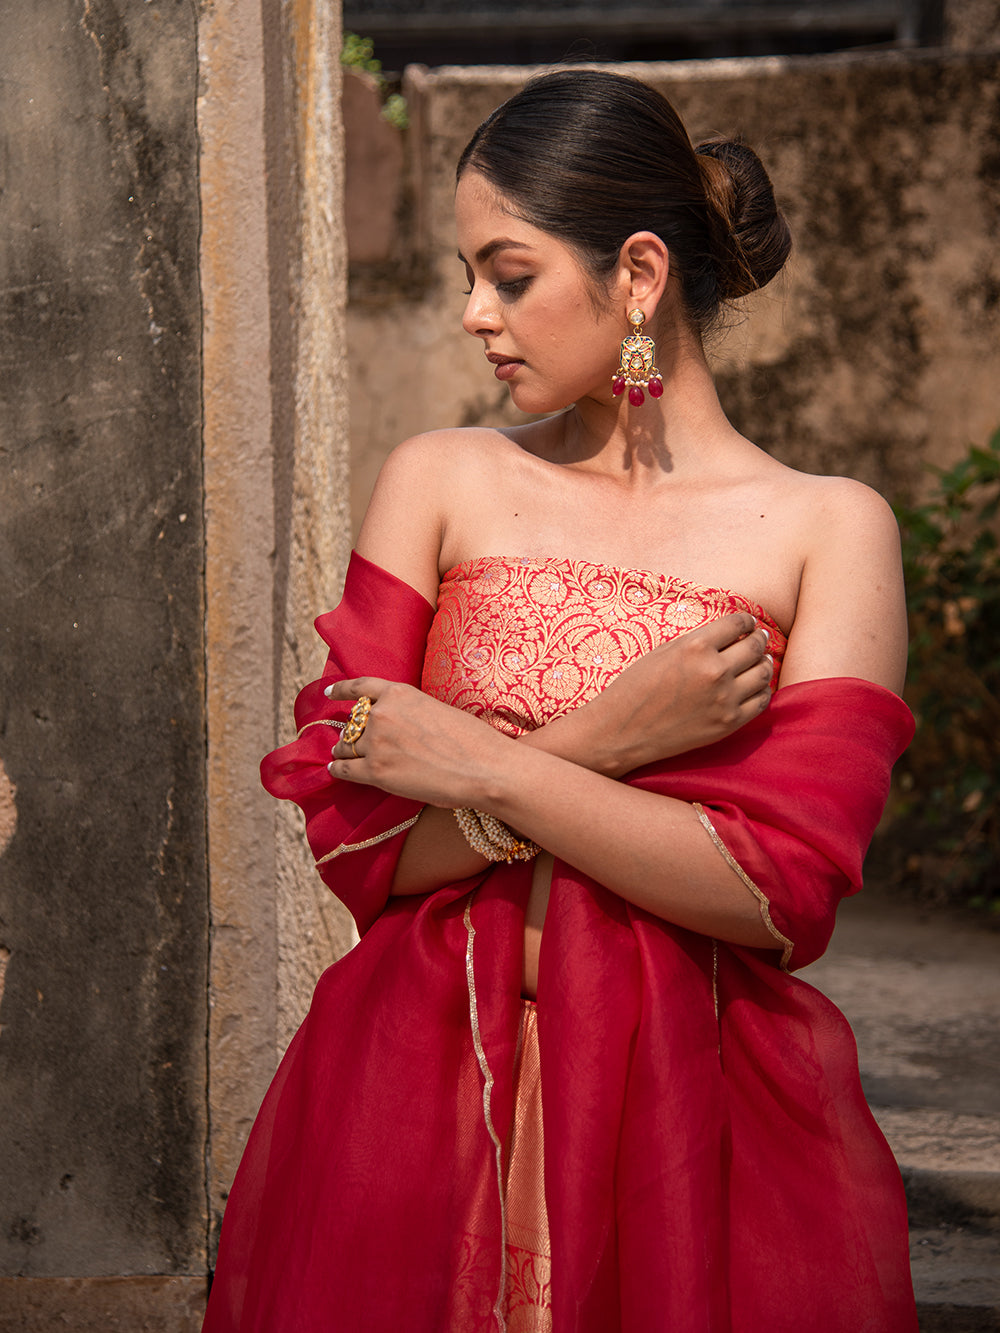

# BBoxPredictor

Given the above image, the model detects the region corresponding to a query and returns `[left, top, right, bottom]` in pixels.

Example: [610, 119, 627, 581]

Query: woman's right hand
[524, 613, 773, 778]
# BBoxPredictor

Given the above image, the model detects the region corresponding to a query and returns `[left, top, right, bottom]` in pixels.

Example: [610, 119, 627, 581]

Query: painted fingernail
[765, 653, 774, 667]
[758, 625, 770, 645]
[327, 761, 336, 776]
[324, 684, 334, 697]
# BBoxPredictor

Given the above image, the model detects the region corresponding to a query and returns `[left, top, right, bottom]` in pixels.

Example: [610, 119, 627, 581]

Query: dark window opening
[343, 1, 945, 73]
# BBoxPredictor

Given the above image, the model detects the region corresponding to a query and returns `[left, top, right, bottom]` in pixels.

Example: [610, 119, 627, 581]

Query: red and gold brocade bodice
[420, 555, 786, 734]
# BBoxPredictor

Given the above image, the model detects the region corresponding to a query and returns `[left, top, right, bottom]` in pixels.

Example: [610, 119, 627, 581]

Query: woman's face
[455, 170, 628, 415]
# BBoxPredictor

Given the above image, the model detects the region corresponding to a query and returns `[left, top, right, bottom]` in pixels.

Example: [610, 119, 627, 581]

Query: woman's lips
[486, 352, 523, 381]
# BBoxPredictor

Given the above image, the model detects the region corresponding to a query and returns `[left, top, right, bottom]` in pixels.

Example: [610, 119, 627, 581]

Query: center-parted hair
[457, 69, 791, 331]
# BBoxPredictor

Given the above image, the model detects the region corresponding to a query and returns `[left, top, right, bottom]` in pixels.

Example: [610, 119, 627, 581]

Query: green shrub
[342, 33, 409, 130]
[889, 427, 1000, 908]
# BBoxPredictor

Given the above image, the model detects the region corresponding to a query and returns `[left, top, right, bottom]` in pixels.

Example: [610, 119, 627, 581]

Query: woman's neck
[557, 339, 744, 485]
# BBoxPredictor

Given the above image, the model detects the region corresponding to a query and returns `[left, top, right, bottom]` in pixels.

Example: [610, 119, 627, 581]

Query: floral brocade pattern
[503, 1243, 553, 1331]
[421, 555, 786, 733]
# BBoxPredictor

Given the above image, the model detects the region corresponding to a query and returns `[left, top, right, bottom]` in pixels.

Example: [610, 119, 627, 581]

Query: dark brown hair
[457, 69, 791, 330]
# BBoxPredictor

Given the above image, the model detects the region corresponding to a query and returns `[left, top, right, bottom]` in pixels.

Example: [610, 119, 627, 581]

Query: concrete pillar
[199, 0, 351, 1269]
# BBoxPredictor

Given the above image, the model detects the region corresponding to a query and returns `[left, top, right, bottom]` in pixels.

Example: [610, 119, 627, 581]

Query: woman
[204, 70, 917, 1331]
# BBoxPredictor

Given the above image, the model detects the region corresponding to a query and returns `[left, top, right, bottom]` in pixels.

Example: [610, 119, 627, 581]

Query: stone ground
[804, 894, 1000, 1333]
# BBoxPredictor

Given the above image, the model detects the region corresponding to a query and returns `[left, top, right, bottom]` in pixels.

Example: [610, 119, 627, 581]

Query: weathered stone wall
[347, 48, 1000, 530]
[0, 0, 349, 1323]
[947, 0, 1000, 48]
[0, 0, 206, 1284]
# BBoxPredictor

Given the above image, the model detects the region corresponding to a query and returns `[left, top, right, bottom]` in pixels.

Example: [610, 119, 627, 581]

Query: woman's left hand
[326, 677, 507, 808]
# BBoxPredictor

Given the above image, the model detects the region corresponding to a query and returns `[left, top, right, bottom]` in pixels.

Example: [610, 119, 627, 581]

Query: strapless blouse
[420, 555, 786, 737]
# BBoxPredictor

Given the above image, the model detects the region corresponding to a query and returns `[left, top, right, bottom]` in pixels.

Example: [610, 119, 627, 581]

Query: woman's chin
[507, 384, 578, 416]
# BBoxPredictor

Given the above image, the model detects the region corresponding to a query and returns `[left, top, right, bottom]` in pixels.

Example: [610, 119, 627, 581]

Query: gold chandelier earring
[612, 309, 663, 407]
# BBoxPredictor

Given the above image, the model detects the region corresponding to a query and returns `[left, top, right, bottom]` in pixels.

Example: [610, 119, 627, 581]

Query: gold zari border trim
[314, 815, 420, 866]
[693, 803, 794, 970]
[463, 894, 509, 1333]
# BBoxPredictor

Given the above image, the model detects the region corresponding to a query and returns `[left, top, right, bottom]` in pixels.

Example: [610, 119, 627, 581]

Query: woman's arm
[778, 477, 907, 692]
[520, 614, 773, 777]
[385, 613, 772, 898]
[329, 674, 776, 946]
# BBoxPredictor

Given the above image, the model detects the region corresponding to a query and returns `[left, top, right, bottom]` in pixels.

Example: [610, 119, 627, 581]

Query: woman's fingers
[324, 678, 389, 766]
[693, 612, 772, 666]
[695, 611, 757, 649]
[713, 616, 772, 671]
[731, 649, 774, 703]
[712, 616, 775, 710]
[324, 676, 386, 703]
[331, 734, 363, 762]
[735, 645, 774, 687]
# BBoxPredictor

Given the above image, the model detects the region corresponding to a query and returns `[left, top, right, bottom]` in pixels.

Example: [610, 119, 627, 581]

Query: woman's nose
[462, 286, 502, 339]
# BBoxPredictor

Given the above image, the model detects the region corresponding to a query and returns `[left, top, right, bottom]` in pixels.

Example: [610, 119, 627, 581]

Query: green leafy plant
[889, 427, 1000, 908]
[341, 33, 409, 130]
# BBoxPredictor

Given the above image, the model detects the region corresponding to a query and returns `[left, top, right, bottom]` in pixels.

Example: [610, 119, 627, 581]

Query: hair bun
[695, 137, 792, 301]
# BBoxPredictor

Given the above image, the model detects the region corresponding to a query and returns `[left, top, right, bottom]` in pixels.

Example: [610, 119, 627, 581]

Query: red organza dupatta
[208, 555, 523, 1331]
[539, 683, 916, 1331]
[204, 552, 918, 1333]
[261, 552, 437, 934]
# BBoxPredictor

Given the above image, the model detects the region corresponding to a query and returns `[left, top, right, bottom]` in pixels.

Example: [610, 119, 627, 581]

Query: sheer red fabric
[203, 552, 918, 1333]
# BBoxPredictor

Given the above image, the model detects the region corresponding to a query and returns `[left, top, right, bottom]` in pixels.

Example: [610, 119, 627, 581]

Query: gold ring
[342, 695, 372, 747]
[350, 740, 360, 759]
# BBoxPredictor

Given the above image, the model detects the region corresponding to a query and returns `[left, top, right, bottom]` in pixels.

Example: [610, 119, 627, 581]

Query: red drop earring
[611, 309, 663, 406]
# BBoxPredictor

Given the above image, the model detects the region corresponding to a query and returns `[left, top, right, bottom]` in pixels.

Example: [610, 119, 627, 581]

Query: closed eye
[497, 276, 532, 299]
[461, 278, 532, 298]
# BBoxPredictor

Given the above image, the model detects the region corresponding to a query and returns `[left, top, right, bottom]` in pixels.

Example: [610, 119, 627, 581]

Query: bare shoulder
[775, 471, 907, 693]
[374, 426, 523, 486]
[356, 428, 519, 602]
[786, 471, 901, 550]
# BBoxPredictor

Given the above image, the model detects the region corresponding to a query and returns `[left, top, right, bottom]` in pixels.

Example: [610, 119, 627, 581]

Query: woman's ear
[617, 231, 670, 313]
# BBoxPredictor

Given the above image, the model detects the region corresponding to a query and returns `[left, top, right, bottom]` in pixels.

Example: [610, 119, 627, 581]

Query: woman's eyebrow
[457, 239, 536, 266]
